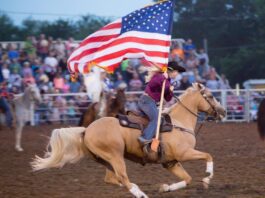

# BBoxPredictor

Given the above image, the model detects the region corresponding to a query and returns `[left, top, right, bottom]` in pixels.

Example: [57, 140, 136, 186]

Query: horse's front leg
[180, 148, 214, 189]
[159, 162, 192, 193]
[15, 121, 24, 152]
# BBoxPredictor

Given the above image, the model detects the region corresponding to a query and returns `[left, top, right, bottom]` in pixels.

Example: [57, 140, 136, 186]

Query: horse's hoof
[15, 146, 24, 152]
[159, 184, 170, 193]
[202, 177, 210, 189]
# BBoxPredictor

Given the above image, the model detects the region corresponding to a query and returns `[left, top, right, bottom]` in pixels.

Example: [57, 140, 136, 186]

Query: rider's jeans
[138, 95, 158, 140]
[0, 98, 13, 127]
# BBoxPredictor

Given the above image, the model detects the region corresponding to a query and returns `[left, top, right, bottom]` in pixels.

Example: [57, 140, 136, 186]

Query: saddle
[116, 111, 173, 133]
[116, 111, 177, 165]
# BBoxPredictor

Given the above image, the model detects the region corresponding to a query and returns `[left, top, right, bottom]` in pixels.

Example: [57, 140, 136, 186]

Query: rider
[137, 61, 186, 145]
[0, 82, 14, 128]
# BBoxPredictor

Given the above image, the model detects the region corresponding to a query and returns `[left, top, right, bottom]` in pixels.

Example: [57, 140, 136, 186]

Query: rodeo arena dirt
[0, 122, 264, 198]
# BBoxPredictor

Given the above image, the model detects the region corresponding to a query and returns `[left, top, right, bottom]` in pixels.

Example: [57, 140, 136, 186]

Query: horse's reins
[173, 90, 219, 137]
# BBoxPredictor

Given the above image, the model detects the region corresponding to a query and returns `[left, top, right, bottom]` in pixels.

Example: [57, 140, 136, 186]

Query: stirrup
[137, 136, 152, 146]
[143, 144, 159, 162]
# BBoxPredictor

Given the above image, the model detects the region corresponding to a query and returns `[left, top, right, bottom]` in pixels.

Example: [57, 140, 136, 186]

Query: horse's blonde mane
[162, 87, 192, 114]
[163, 87, 195, 114]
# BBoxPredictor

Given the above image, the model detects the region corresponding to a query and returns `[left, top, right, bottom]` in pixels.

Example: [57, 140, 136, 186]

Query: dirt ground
[0, 122, 265, 198]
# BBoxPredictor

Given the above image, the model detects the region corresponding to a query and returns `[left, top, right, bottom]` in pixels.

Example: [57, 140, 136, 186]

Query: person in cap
[0, 82, 14, 129]
[137, 61, 186, 145]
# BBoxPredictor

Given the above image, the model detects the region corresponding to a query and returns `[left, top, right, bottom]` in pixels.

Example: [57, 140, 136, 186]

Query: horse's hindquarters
[84, 117, 143, 160]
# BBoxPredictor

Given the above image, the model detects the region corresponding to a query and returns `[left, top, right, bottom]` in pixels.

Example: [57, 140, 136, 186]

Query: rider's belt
[143, 93, 159, 106]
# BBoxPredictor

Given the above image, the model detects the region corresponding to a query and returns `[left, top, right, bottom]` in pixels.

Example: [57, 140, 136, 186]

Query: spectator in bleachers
[1, 62, 10, 81]
[7, 44, 19, 60]
[219, 74, 231, 89]
[129, 72, 143, 91]
[185, 53, 199, 71]
[101, 71, 114, 92]
[120, 59, 134, 84]
[44, 51, 58, 70]
[62, 78, 70, 93]
[9, 58, 21, 74]
[22, 61, 33, 77]
[18, 50, 29, 65]
[183, 38, 196, 58]
[65, 37, 78, 56]
[170, 42, 185, 62]
[196, 48, 209, 66]
[58, 56, 68, 73]
[37, 34, 49, 60]
[206, 73, 220, 90]
[178, 74, 191, 90]
[9, 69, 22, 90]
[24, 36, 37, 61]
[23, 72, 35, 84]
[48, 36, 55, 51]
[54, 38, 66, 60]
[114, 73, 127, 90]
[196, 48, 210, 78]
[69, 78, 81, 93]
[67, 99, 77, 123]
[0, 64, 4, 83]
[31, 58, 41, 77]
[0, 82, 13, 128]
[53, 72, 64, 91]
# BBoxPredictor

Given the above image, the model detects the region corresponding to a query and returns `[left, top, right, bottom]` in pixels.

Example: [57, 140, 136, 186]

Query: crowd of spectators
[0, 34, 232, 95]
[2, 34, 254, 123]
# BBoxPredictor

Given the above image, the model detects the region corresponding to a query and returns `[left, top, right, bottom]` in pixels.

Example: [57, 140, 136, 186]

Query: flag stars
[121, 1, 171, 35]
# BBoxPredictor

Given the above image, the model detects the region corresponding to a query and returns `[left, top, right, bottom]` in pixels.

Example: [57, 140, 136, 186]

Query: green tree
[19, 18, 42, 39]
[39, 19, 76, 39]
[75, 15, 111, 39]
[154, 0, 263, 85]
[0, 14, 20, 40]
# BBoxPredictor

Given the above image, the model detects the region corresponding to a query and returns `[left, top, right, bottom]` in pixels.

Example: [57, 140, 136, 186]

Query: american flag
[67, 0, 173, 74]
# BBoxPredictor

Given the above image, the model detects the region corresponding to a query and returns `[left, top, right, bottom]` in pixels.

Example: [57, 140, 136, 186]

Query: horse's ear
[192, 83, 199, 90]
[197, 83, 205, 92]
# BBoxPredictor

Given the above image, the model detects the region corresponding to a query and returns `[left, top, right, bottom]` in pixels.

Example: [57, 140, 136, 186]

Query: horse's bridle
[173, 89, 221, 137]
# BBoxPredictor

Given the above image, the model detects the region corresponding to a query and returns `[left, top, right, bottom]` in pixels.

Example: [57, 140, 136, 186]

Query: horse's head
[191, 83, 226, 120]
[25, 84, 42, 104]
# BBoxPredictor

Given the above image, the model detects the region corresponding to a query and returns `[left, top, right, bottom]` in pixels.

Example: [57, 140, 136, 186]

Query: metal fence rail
[31, 89, 265, 125]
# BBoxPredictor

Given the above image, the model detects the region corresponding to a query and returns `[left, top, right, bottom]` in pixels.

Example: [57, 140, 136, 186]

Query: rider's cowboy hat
[167, 61, 186, 72]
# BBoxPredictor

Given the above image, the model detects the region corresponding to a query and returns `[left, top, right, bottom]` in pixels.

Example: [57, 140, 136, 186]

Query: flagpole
[151, 76, 166, 152]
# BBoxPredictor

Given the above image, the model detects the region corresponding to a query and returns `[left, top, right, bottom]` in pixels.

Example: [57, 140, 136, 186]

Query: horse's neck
[17, 92, 31, 108]
[169, 94, 198, 131]
[98, 92, 107, 117]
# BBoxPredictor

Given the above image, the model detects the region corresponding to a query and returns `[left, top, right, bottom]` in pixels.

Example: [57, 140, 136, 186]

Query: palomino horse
[257, 98, 265, 140]
[78, 87, 126, 127]
[31, 83, 225, 198]
[14, 84, 42, 151]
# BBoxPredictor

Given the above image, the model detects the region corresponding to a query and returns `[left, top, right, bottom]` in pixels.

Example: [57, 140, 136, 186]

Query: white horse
[13, 84, 42, 152]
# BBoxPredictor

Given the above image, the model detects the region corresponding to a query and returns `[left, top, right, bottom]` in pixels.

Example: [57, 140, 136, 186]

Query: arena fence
[29, 88, 265, 125]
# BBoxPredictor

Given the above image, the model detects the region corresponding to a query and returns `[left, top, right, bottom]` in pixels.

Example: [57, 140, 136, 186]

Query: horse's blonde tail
[31, 127, 86, 171]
